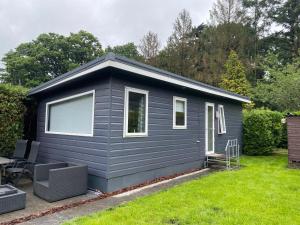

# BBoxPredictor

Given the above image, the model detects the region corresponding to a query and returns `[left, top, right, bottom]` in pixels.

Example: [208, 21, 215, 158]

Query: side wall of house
[36, 75, 111, 190]
[106, 74, 242, 192]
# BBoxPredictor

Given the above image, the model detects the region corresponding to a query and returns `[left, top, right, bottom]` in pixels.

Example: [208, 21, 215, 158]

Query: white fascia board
[34, 60, 251, 103]
[111, 61, 251, 103]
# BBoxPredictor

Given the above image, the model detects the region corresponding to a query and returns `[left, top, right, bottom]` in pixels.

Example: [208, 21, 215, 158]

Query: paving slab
[0, 180, 98, 224]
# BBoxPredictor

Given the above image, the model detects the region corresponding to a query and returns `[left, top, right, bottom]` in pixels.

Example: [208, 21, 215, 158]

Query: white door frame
[205, 102, 215, 154]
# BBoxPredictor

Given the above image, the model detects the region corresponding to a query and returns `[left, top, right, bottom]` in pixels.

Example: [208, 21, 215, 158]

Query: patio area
[0, 179, 100, 225]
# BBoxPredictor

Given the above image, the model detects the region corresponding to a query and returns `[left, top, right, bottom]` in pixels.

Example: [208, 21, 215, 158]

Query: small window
[124, 87, 148, 137]
[218, 105, 226, 134]
[45, 90, 95, 136]
[173, 96, 187, 129]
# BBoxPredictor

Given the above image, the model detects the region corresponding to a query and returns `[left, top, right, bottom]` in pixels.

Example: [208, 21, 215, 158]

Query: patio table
[0, 157, 14, 184]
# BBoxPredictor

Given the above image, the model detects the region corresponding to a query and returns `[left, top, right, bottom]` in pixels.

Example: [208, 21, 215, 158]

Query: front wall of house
[35, 72, 243, 192]
[36, 75, 111, 190]
[107, 74, 242, 191]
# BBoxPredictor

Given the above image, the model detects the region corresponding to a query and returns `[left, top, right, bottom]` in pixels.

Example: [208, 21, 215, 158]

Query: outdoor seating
[33, 162, 88, 202]
[4, 140, 28, 169]
[11, 140, 28, 160]
[0, 184, 26, 214]
[6, 141, 40, 186]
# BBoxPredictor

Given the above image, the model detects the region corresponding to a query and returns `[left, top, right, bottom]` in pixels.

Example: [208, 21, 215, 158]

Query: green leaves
[243, 109, 283, 155]
[105, 43, 142, 61]
[0, 84, 28, 156]
[1, 30, 104, 88]
[220, 50, 251, 96]
[253, 53, 300, 111]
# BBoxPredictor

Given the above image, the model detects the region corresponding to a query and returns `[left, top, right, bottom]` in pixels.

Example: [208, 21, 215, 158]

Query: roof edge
[28, 53, 250, 103]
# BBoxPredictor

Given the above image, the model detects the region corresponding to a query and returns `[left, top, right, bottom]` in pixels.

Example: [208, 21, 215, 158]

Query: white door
[205, 102, 215, 154]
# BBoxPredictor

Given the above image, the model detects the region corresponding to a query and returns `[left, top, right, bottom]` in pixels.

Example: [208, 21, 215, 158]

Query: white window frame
[218, 104, 226, 134]
[123, 87, 149, 137]
[45, 90, 95, 137]
[205, 102, 215, 154]
[173, 96, 187, 129]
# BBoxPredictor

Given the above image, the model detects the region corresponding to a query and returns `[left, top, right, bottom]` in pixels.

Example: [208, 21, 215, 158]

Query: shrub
[0, 84, 28, 156]
[243, 109, 283, 155]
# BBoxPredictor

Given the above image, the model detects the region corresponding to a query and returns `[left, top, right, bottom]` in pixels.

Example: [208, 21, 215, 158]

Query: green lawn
[64, 151, 300, 225]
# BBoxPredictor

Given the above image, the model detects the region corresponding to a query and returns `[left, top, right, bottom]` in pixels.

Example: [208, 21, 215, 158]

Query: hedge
[0, 84, 28, 156]
[243, 109, 283, 155]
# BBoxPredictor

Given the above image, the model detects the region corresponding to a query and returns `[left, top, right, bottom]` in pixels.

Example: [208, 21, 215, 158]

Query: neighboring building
[28, 53, 250, 192]
[287, 116, 300, 166]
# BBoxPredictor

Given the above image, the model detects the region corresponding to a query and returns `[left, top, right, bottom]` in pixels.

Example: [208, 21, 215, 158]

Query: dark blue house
[28, 53, 250, 192]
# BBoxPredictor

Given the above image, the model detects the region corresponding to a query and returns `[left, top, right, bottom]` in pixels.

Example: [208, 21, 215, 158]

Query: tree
[253, 52, 300, 111]
[242, 0, 275, 80]
[105, 43, 142, 61]
[1, 31, 104, 88]
[210, 0, 246, 24]
[219, 50, 251, 96]
[192, 23, 256, 85]
[157, 9, 196, 77]
[139, 31, 160, 65]
[269, 0, 300, 61]
[242, 0, 275, 35]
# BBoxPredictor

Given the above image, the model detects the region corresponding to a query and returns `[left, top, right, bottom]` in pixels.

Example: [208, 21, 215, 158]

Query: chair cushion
[6, 168, 23, 174]
[35, 180, 49, 188]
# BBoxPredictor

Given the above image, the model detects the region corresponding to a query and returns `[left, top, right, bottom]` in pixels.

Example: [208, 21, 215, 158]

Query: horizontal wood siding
[287, 117, 300, 162]
[108, 75, 243, 179]
[36, 76, 110, 178]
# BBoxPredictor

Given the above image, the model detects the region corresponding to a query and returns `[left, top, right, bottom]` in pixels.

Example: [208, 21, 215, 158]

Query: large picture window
[45, 90, 95, 136]
[173, 96, 187, 129]
[218, 105, 226, 134]
[124, 87, 148, 137]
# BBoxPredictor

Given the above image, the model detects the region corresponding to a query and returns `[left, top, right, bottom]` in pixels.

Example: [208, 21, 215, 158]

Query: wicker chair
[33, 162, 87, 202]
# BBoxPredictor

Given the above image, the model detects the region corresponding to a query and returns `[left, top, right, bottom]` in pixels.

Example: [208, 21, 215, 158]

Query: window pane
[48, 94, 93, 134]
[128, 92, 146, 133]
[207, 105, 214, 152]
[208, 106, 213, 128]
[176, 100, 185, 126]
[218, 106, 226, 134]
[221, 107, 226, 131]
[208, 129, 214, 151]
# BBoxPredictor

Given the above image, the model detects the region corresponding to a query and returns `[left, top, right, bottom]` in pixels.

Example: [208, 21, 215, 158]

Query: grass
[63, 151, 300, 225]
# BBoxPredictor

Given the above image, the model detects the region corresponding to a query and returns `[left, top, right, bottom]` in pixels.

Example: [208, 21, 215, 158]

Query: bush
[0, 84, 28, 156]
[243, 109, 283, 155]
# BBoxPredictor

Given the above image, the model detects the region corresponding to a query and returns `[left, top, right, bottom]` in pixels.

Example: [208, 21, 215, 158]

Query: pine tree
[220, 50, 251, 96]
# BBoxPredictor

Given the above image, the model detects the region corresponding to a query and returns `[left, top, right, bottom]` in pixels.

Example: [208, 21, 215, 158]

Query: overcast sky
[0, 0, 214, 64]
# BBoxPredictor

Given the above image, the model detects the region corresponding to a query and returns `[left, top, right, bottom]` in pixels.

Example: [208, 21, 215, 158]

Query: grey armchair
[33, 162, 88, 202]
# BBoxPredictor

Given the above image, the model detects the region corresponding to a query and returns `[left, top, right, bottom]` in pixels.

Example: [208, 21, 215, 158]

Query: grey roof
[28, 52, 250, 103]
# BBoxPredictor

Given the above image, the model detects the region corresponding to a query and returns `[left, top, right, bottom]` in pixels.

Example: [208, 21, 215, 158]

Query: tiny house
[287, 116, 300, 166]
[28, 53, 250, 192]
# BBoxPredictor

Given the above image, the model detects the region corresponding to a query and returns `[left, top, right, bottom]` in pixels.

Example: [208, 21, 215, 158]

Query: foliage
[253, 53, 300, 111]
[242, 0, 274, 35]
[278, 121, 287, 148]
[268, 0, 300, 62]
[139, 31, 160, 64]
[1, 30, 104, 88]
[105, 43, 142, 61]
[156, 9, 196, 78]
[193, 23, 256, 85]
[243, 109, 283, 155]
[210, 0, 246, 24]
[0, 84, 28, 156]
[220, 50, 251, 96]
[64, 152, 300, 225]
